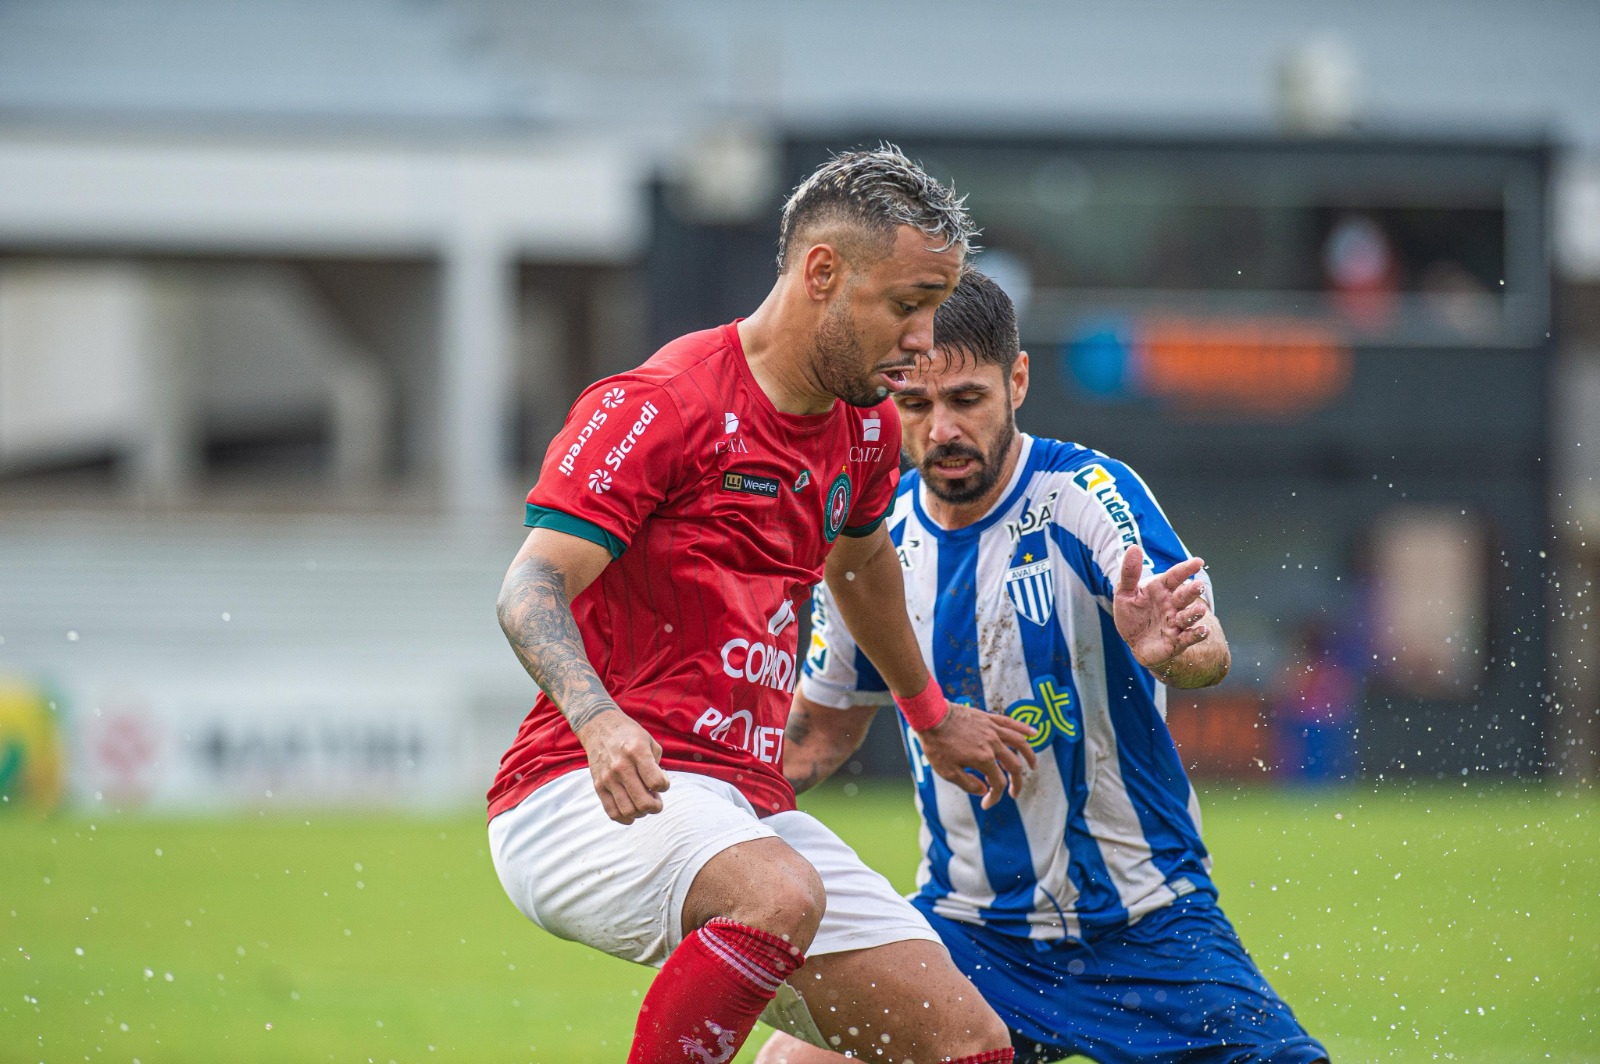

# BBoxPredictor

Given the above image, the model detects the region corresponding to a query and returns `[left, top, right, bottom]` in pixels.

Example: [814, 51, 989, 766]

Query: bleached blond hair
[776, 144, 977, 272]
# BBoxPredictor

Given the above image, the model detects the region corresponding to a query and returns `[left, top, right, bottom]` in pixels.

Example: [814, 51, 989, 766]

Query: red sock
[628, 918, 805, 1064]
[950, 1051, 1014, 1063]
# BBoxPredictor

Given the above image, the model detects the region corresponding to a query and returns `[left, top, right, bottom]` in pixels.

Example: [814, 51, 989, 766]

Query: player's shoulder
[570, 324, 740, 419]
[1026, 438, 1146, 495]
[1020, 437, 1157, 541]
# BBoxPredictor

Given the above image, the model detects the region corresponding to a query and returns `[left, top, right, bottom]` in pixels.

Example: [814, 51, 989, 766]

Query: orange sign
[1137, 316, 1351, 416]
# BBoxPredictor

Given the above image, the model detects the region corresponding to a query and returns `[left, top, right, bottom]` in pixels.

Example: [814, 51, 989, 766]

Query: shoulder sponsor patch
[1071, 463, 1140, 549]
[722, 471, 780, 498]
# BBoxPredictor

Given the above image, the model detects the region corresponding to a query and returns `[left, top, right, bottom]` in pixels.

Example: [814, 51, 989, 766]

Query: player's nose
[900, 308, 936, 356]
[927, 401, 963, 443]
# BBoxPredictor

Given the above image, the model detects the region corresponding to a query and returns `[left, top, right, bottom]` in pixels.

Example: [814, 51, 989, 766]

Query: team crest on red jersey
[823, 472, 852, 542]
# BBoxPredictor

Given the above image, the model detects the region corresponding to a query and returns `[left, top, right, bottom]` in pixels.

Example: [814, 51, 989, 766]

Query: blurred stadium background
[1, 2, 1598, 1061]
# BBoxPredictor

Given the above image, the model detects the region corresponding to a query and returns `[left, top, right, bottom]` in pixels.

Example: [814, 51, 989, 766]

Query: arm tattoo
[497, 557, 619, 733]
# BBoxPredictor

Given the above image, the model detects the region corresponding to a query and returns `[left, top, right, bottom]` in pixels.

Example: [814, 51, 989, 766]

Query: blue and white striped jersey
[800, 434, 1216, 943]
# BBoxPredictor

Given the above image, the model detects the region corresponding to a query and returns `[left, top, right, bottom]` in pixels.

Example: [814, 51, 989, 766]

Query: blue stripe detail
[931, 529, 1042, 929]
[913, 531, 984, 910]
[1052, 704, 1130, 933]
[853, 646, 887, 694]
[902, 714, 958, 909]
[1097, 608, 1211, 883]
[1046, 522, 1113, 600]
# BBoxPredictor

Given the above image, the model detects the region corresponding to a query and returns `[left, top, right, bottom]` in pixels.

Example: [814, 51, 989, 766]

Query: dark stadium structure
[648, 133, 1555, 782]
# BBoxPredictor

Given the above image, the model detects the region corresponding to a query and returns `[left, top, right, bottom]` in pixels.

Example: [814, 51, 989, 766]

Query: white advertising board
[61, 677, 501, 813]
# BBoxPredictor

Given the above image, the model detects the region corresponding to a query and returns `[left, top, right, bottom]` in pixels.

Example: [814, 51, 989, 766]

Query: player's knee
[944, 997, 1010, 1056]
[738, 858, 825, 949]
[686, 838, 826, 950]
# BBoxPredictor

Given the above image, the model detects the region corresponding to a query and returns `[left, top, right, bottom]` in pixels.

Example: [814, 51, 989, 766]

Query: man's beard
[814, 300, 891, 408]
[920, 417, 1016, 505]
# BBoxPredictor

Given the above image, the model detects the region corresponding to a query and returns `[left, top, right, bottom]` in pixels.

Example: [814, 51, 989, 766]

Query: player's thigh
[789, 939, 1007, 1059]
[488, 768, 776, 966]
[761, 810, 1007, 1059]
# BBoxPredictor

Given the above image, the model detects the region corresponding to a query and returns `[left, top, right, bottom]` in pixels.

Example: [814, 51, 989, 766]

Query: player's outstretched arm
[824, 525, 1036, 808]
[1113, 544, 1231, 689]
[497, 527, 671, 824]
[783, 693, 878, 794]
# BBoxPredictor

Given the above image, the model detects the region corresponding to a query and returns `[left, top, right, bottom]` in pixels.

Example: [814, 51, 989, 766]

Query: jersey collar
[911, 433, 1037, 541]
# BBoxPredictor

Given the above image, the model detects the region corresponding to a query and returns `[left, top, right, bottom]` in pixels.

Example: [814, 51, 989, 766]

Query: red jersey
[488, 322, 902, 820]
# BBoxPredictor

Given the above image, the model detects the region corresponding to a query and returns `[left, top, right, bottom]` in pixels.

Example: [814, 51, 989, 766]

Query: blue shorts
[913, 895, 1327, 1064]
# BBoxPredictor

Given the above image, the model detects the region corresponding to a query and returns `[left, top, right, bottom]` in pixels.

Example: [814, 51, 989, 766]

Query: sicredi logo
[603, 401, 660, 471]
[558, 407, 608, 476]
[601, 387, 627, 409]
[587, 468, 613, 493]
[861, 415, 882, 442]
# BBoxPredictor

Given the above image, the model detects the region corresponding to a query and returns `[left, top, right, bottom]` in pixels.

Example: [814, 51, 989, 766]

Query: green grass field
[2, 782, 1596, 1063]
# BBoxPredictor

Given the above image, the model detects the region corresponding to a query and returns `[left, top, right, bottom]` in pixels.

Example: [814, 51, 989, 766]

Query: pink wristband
[894, 675, 950, 732]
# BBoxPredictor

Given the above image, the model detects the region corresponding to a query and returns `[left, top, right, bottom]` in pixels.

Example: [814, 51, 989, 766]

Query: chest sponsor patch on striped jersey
[1004, 558, 1055, 626]
[721, 471, 780, 498]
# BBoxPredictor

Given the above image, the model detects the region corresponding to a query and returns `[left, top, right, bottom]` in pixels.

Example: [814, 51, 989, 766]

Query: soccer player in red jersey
[487, 147, 1036, 1063]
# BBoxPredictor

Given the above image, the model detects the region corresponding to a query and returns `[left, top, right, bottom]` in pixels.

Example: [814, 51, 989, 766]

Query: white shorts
[488, 768, 940, 968]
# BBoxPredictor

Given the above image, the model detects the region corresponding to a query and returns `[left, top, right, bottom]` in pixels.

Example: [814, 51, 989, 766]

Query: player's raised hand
[575, 709, 671, 824]
[918, 703, 1037, 809]
[1113, 544, 1211, 673]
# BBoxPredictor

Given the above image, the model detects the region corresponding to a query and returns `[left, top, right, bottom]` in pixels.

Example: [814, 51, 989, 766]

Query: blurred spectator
[1323, 213, 1398, 329]
[1272, 619, 1361, 782]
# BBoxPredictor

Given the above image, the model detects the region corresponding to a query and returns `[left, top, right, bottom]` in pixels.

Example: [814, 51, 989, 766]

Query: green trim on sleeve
[524, 504, 627, 559]
[840, 512, 887, 538]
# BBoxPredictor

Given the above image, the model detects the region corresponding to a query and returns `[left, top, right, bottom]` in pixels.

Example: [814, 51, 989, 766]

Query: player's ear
[1011, 351, 1030, 410]
[801, 243, 842, 303]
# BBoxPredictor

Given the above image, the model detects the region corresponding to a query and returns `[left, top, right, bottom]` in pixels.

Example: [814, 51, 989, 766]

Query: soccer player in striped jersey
[759, 271, 1328, 1064]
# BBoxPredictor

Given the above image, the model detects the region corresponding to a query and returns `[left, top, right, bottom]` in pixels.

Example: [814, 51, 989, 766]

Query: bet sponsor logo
[721, 471, 780, 499]
[1004, 676, 1079, 751]
[602, 400, 660, 471]
[861, 415, 882, 442]
[587, 468, 613, 493]
[1005, 490, 1060, 543]
[1071, 464, 1140, 550]
[558, 407, 608, 476]
[601, 387, 627, 409]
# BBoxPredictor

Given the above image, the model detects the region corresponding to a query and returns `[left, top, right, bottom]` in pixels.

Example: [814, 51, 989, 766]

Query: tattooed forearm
[497, 556, 618, 734]
[782, 702, 872, 794]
